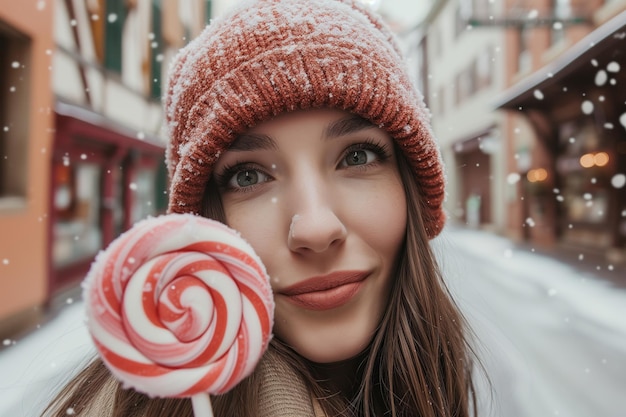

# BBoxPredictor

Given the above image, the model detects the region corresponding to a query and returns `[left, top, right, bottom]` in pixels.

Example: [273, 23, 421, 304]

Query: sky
[212, 0, 434, 29]
[376, 0, 433, 31]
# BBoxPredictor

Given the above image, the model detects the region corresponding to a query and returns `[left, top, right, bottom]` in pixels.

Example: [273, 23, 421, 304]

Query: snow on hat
[164, 0, 446, 238]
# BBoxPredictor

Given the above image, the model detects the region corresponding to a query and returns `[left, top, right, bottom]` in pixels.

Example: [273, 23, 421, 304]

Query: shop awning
[495, 10, 626, 110]
[55, 101, 165, 155]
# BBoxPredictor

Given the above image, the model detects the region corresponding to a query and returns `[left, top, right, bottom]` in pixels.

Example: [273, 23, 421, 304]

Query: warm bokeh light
[594, 152, 609, 167]
[580, 152, 610, 168]
[527, 168, 548, 182]
[579, 153, 595, 168]
[535, 168, 548, 181]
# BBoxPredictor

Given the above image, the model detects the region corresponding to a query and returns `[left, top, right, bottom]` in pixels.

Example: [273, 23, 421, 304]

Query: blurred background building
[397, 0, 625, 259]
[0, 0, 625, 339]
[0, 0, 212, 338]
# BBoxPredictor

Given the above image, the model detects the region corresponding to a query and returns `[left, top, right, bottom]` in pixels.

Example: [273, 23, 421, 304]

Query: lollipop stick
[191, 393, 214, 417]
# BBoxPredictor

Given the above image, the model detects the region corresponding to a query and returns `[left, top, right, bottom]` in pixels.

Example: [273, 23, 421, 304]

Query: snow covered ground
[434, 227, 626, 417]
[1, 226, 625, 417]
[0, 299, 95, 417]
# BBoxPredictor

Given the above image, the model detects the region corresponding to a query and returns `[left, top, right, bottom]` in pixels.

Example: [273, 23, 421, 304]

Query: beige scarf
[257, 349, 325, 417]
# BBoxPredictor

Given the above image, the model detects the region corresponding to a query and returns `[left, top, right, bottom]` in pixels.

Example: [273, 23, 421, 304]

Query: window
[455, 69, 473, 106]
[476, 47, 493, 91]
[438, 85, 445, 116]
[414, 39, 428, 99]
[150, 0, 163, 99]
[454, 5, 467, 38]
[472, 0, 495, 18]
[517, 26, 532, 73]
[205, 0, 212, 23]
[0, 21, 30, 203]
[130, 168, 157, 223]
[430, 26, 441, 60]
[468, 59, 478, 96]
[551, 0, 571, 46]
[104, 0, 127, 73]
[53, 162, 103, 267]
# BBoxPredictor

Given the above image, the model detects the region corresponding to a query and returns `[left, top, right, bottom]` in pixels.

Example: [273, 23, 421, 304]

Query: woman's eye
[229, 169, 267, 188]
[343, 149, 377, 167]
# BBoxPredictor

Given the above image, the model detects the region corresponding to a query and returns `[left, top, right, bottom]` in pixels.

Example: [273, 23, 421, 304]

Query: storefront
[497, 11, 626, 257]
[50, 102, 167, 295]
[453, 127, 499, 228]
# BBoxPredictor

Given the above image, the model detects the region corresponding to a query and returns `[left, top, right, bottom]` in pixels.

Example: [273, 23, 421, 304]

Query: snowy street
[435, 227, 626, 417]
[1, 226, 625, 417]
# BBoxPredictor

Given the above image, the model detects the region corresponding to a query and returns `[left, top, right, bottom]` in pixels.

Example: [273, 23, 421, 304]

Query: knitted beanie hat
[164, 0, 446, 238]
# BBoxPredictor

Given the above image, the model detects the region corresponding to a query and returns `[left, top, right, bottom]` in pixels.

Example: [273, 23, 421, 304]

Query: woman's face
[213, 109, 407, 363]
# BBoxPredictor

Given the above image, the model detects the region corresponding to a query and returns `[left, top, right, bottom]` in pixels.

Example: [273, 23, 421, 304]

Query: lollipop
[83, 213, 274, 416]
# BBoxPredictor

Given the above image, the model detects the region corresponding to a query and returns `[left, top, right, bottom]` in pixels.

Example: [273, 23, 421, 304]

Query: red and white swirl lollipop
[83, 213, 274, 415]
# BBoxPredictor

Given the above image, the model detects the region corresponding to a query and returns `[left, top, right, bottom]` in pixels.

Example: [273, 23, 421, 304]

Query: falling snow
[594, 69, 607, 86]
[611, 174, 625, 189]
[581, 100, 594, 115]
[506, 173, 521, 184]
[606, 61, 620, 73]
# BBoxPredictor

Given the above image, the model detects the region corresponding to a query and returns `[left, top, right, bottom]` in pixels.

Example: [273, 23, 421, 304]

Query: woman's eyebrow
[324, 115, 375, 139]
[228, 133, 278, 152]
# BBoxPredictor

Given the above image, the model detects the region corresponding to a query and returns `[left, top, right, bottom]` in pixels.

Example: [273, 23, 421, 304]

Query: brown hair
[42, 148, 477, 417]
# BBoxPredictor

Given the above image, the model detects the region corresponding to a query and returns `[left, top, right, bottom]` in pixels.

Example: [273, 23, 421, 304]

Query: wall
[425, 0, 508, 231]
[0, 0, 54, 335]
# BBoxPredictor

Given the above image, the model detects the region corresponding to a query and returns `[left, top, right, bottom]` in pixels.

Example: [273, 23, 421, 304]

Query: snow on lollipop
[83, 213, 274, 408]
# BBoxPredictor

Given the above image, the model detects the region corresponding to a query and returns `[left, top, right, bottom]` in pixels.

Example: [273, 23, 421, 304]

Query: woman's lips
[279, 271, 369, 311]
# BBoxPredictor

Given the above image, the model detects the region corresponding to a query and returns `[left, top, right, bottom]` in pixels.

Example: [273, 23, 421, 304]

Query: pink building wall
[0, 1, 54, 335]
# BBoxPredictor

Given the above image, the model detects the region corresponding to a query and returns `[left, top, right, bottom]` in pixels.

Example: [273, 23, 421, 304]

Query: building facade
[404, 0, 625, 263]
[400, 0, 509, 232]
[0, 0, 55, 337]
[496, 0, 626, 261]
[0, 0, 212, 338]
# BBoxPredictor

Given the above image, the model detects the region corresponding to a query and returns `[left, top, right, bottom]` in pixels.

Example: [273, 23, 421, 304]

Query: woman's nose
[286, 189, 347, 254]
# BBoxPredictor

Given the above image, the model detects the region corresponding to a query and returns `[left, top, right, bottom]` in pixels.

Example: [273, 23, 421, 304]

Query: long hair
[42, 148, 477, 417]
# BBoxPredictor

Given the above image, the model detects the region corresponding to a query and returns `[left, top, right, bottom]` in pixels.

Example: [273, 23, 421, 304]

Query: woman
[43, 0, 478, 416]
